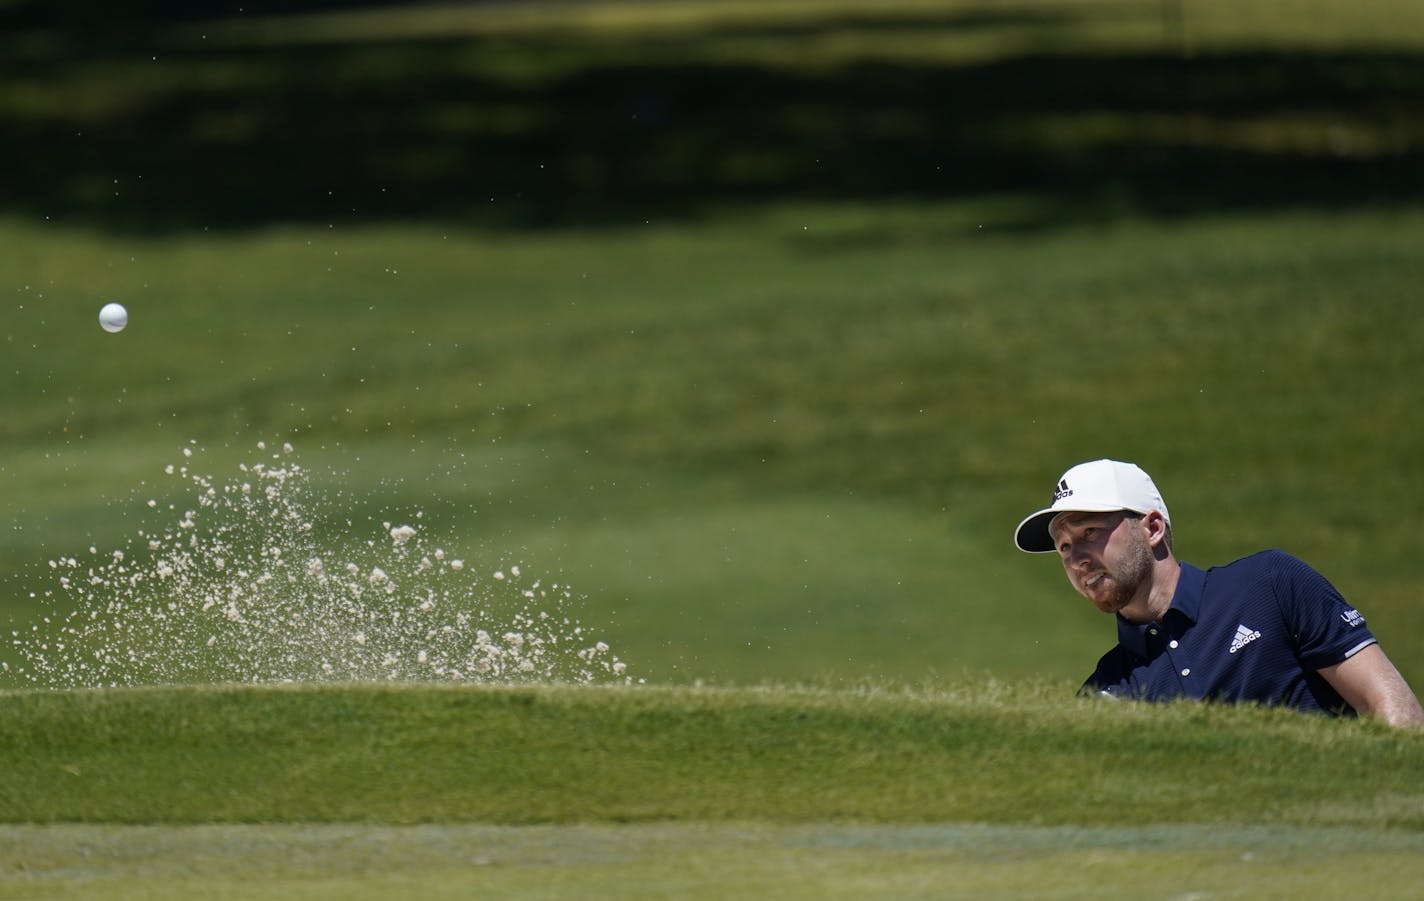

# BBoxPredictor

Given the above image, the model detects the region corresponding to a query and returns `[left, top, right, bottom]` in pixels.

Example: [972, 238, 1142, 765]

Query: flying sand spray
[5, 441, 632, 688]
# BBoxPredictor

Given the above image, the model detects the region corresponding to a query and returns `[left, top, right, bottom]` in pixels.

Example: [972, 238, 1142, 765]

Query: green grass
[6, 821, 1424, 900]
[8, 0, 1424, 232]
[6, 4, 1424, 896]
[3, 682, 1421, 826]
[11, 819, 1424, 899]
[5, 203, 1424, 687]
[2, 682, 1423, 898]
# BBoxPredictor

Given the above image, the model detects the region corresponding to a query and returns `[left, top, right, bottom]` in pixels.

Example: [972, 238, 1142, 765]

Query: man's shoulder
[1202, 549, 1315, 589]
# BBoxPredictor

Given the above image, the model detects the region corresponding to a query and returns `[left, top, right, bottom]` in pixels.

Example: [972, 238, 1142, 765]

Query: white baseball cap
[1013, 459, 1170, 553]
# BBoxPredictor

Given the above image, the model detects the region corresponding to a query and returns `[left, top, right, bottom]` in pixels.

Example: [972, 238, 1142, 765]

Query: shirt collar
[1114, 562, 1205, 657]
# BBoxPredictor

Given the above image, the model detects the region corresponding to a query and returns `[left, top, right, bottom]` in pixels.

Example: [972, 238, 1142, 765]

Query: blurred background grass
[4, 0, 1423, 688]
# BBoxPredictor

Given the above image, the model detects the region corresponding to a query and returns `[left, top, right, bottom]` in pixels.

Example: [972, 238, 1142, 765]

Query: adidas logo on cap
[1228, 624, 1262, 654]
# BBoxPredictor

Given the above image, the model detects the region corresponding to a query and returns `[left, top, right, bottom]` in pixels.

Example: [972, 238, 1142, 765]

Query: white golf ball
[98, 302, 128, 333]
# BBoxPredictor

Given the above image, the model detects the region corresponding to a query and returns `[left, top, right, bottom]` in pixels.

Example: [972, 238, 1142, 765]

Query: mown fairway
[4, 1, 1424, 897]
[11, 820, 1424, 900]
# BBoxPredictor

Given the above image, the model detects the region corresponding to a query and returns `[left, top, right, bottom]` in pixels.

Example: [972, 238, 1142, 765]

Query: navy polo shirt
[1083, 550, 1377, 715]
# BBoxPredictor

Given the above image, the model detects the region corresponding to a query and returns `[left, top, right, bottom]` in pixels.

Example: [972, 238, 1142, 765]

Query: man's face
[1049, 511, 1154, 616]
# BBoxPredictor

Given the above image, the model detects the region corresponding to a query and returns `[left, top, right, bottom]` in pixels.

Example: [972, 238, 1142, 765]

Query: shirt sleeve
[1266, 550, 1377, 670]
[1081, 647, 1135, 698]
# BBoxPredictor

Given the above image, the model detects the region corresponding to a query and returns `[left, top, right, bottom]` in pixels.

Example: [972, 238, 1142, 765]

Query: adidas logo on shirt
[1228, 624, 1262, 654]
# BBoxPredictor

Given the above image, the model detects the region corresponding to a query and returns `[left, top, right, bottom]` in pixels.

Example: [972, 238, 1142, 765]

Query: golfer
[1014, 459, 1424, 728]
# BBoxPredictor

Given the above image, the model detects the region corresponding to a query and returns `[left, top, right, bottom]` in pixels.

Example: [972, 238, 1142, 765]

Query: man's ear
[1143, 510, 1169, 549]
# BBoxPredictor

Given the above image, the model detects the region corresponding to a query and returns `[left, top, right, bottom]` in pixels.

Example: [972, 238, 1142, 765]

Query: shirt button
[1169, 640, 1179, 649]
[1149, 628, 1159, 636]
[1181, 668, 1191, 676]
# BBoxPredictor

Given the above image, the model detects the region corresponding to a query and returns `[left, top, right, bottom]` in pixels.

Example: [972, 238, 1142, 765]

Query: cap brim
[1013, 502, 1136, 553]
[1013, 509, 1060, 553]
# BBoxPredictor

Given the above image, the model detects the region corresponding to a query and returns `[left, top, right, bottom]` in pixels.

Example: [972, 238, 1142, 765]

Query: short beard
[1104, 523, 1154, 611]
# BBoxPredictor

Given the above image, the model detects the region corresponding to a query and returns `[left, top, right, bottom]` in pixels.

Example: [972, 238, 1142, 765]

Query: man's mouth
[1084, 572, 1107, 589]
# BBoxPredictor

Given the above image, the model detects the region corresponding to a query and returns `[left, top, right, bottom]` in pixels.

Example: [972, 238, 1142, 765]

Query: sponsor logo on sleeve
[1340, 608, 1365, 628]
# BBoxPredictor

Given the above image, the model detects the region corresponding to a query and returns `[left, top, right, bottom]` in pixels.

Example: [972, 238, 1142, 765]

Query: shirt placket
[1147, 623, 1196, 695]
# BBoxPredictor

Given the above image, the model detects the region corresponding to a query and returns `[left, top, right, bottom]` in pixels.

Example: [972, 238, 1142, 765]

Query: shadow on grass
[2, 3, 1423, 232]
